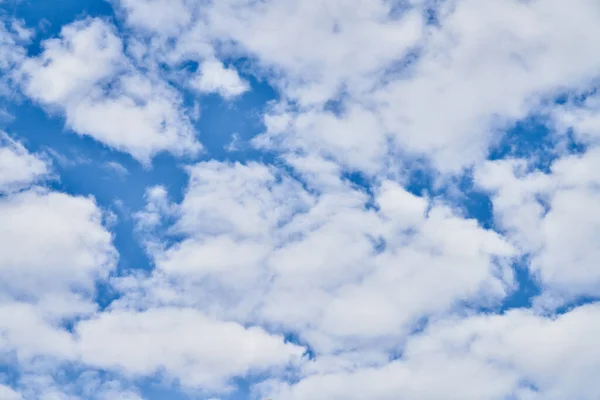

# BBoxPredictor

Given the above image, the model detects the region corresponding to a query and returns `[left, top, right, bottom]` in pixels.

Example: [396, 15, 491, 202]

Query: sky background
[1, 0, 600, 399]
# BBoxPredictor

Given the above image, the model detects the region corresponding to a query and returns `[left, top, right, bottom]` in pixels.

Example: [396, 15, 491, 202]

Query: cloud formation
[2, 0, 600, 398]
[19, 18, 201, 163]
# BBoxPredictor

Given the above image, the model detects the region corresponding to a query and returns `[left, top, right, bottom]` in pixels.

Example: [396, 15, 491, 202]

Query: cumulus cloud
[116, 0, 600, 172]
[191, 60, 249, 99]
[3, 0, 600, 398]
[19, 18, 201, 164]
[122, 160, 514, 359]
[0, 135, 303, 397]
[0, 384, 21, 400]
[0, 18, 29, 94]
[0, 133, 126, 397]
[261, 303, 600, 400]
[0, 189, 116, 302]
[0, 135, 115, 363]
[476, 143, 600, 307]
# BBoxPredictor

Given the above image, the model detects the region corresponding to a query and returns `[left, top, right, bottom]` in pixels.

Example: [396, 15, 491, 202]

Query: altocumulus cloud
[1, 0, 600, 399]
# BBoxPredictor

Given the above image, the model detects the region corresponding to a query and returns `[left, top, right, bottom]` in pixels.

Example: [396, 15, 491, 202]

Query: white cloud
[261, 302, 600, 400]
[116, 0, 600, 172]
[122, 160, 514, 358]
[256, 103, 389, 174]
[76, 307, 304, 391]
[0, 133, 49, 193]
[0, 139, 304, 395]
[191, 60, 249, 99]
[20, 19, 123, 105]
[0, 186, 118, 368]
[0, 384, 21, 400]
[5, 0, 600, 398]
[553, 91, 600, 145]
[203, 0, 424, 106]
[0, 137, 117, 385]
[19, 18, 201, 164]
[0, 189, 117, 301]
[475, 144, 600, 305]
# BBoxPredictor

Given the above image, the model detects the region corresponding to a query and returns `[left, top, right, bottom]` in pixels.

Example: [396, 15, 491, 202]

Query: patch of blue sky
[489, 115, 562, 173]
[284, 332, 316, 361]
[498, 256, 541, 313]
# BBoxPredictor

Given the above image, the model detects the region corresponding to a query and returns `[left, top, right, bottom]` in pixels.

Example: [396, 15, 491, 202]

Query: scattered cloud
[2, 0, 600, 398]
[18, 18, 201, 164]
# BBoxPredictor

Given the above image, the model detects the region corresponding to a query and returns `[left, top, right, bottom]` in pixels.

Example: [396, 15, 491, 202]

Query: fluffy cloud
[0, 136, 304, 397]
[476, 143, 600, 305]
[191, 60, 249, 99]
[261, 302, 600, 400]
[124, 160, 514, 359]
[0, 189, 116, 302]
[0, 136, 114, 309]
[553, 91, 600, 144]
[19, 18, 200, 164]
[118, 0, 192, 37]
[116, 0, 600, 172]
[0, 135, 145, 400]
[76, 307, 304, 391]
[4, 0, 600, 398]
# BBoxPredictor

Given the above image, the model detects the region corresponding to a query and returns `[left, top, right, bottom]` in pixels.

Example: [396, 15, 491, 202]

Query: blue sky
[1, 0, 600, 399]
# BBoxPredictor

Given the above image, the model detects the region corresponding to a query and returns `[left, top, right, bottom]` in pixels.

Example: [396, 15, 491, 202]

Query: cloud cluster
[0, 136, 302, 398]
[114, 0, 600, 171]
[2, 0, 600, 398]
[127, 161, 514, 353]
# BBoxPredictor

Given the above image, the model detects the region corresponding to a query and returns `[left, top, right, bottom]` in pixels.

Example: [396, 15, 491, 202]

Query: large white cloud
[75, 307, 304, 391]
[0, 137, 121, 399]
[0, 135, 115, 368]
[122, 160, 514, 360]
[116, 0, 600, 172]
[0, 136, 305, 397]
[191, 59, 249, 99]
[261, 302, 600, 400]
